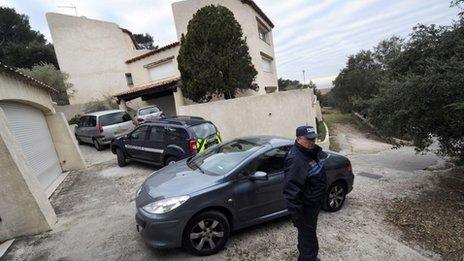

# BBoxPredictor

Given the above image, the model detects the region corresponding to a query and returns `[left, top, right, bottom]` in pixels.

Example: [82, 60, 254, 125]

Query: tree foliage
[177, 5, 258, 103]
[0, 7, 58, 68]
[331, 11, 464, 159]
[133, 33, 158, 50]
[278, 78, 317, 91]
[19, 63, 74, 105]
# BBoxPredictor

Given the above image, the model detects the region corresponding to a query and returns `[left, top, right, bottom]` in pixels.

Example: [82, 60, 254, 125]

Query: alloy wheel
[328, 185, 345, 209]
[189, 219, 225, 251]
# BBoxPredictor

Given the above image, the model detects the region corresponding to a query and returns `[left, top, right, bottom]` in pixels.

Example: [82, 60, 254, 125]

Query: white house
[47, 0, 279, 115]
[0, 63, 85, 242]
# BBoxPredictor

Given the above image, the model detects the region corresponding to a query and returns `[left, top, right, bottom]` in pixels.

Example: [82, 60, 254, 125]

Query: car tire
[116, 148, 127, 167]
[323, 181, 347, 212]
[182, 211, 230, 256]
[165, 156, 179, 166]
[93, 138, 103, 151]
[75, 135, 84, 145]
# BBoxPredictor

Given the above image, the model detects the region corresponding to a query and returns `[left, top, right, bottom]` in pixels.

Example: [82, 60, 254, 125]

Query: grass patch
[316, 119, 327, 142]
[323, 113, 353, 152]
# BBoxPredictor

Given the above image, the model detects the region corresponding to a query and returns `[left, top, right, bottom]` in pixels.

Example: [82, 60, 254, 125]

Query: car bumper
[346, 172, 355, 193]
[135, 212, 184, 249]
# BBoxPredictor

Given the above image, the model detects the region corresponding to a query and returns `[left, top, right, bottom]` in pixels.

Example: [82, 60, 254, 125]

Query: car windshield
[188, 139, 262, 176]
[139, 107, 160, 116]
[99, 112, 131, 126]
[189, 123, 217, 139]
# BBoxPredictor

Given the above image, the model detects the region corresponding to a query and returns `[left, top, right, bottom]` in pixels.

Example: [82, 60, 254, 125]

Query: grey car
[135, 136, 354, 256]
[135, 105, 165, 125]
[75, 110, 134, 151]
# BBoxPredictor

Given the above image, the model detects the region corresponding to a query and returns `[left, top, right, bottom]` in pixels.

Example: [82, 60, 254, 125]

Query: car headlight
[142, 195, 190, 214]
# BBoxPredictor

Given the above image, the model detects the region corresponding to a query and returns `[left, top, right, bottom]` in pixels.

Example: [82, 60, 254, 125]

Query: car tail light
[189, 139, 198, 153]
[97, 123, 104, 133]
[346, 162, 353, 173]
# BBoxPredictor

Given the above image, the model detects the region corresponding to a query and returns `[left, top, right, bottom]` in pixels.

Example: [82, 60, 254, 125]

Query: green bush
[68, 115, 80, 125]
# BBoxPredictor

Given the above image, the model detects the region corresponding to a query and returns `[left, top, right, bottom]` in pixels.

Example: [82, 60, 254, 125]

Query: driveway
[3, 124, 444, 260]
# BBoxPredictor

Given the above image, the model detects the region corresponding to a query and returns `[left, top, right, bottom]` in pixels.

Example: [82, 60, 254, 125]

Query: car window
[78, 116, 87, 127]
[88, 116, 97, 127]
[148, 126, 165, 143]
[243, 146, 291, 176]
[166, 127, 188, 142]
[139, 106, 160, 116]
[189, 123, 217, 139]
[187, 139, 262, 176]
[130, 126, 148, 140]
[100, 112, 131, 126]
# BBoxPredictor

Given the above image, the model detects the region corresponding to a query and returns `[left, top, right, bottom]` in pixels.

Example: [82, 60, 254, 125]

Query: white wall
[177, 89, 316, 141]
[172, 0, 279, 95]
[127, 46, 181, 86]
[46, 13, 145, 105]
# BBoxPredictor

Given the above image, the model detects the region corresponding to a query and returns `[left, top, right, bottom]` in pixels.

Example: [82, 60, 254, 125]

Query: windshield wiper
[191, 161, 205, 173]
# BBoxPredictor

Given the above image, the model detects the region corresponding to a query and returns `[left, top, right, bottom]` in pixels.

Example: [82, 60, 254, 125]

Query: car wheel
[75, 135, 84, 145]
[93, 139, 103, 151]
[183, 211, 230, 256]
[323, 181, 347, 212]
[116, 148, 127, 167]
[165, 156, 179, 166]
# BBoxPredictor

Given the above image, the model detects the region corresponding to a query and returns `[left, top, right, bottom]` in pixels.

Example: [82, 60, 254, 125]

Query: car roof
[137, 105, 159, 111]
[84, 110, 125, 117]
[145, 116, 210, 127]
[238, 136, 293, 148]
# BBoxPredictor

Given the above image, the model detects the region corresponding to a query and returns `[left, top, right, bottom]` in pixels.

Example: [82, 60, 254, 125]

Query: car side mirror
[250, 171, 268, 181]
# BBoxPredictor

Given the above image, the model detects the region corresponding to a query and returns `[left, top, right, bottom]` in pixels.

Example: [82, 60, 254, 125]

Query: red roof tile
[114, 77, 180, 98]
[125, 42, 180, 64]
[0, 63, 58, 93]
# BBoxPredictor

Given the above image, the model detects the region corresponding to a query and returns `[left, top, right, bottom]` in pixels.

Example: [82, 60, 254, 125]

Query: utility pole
[302, 70, 306, 85]
[58, 5, 78, 16]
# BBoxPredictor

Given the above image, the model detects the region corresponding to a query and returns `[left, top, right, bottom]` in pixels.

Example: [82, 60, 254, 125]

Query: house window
[125, 73, 133, 86]
[262, 57, 273, 73]
[257, 18, 271, 44]
[258, 27, 269, 44]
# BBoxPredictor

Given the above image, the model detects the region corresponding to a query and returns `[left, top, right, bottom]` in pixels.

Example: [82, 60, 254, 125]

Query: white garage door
[0, 101, 62, 190]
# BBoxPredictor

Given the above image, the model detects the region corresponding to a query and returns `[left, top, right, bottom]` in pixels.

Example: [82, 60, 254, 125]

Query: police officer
[283, 126, 327, 261]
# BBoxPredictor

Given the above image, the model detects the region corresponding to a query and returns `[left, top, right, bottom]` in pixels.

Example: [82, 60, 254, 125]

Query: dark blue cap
[296, 126, 318, 139]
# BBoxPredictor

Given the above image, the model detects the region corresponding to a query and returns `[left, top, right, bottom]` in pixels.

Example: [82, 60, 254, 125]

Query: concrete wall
[46, 13, 145, 105]
[46, 113, 86, 171]
[172, 0, 278, 95]
[0, 72, 55, 114]
[0, 109, 57, 242]
[177, 89, 316, 141]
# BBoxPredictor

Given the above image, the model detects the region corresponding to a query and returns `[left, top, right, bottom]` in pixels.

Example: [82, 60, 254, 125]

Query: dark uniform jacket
[283, 142, 327, 227]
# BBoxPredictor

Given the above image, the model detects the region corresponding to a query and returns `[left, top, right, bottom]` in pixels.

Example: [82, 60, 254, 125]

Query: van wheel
[183, 211, 230, 256]
[93, 139, 103, 151]
[165, 156, 179, 166]
[116, 148, 127, 167]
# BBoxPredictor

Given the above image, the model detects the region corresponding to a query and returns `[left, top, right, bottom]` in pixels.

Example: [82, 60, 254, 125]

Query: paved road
[3, 124, 443, 260]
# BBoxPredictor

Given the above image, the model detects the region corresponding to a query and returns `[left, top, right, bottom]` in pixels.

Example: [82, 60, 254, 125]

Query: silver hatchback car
[135, 105, 165, 125]
[75, 110, 135, 150]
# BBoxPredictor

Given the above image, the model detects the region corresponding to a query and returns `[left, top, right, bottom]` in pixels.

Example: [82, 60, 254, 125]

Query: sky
[2, 0, 461, 88]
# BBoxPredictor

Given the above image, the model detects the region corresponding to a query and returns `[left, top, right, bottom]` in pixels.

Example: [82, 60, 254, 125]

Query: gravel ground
[2, 121, 448, 260]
